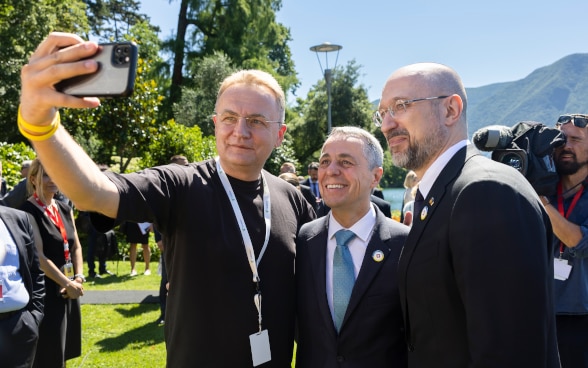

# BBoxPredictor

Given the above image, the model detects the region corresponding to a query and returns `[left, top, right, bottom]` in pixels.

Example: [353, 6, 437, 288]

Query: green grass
[67, 260, 297, 367]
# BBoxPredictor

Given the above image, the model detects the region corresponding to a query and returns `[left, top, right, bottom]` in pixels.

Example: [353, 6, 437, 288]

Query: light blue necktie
[333, 229, 356, 332]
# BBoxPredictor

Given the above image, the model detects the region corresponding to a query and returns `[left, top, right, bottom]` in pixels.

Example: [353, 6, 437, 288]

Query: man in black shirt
[18, 33, 315, 367]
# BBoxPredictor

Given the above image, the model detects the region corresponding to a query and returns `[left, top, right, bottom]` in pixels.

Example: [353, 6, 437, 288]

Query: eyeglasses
[556, 114, 588, 128]
[214, 112, 282, 130]
[372, 96, 449, 127]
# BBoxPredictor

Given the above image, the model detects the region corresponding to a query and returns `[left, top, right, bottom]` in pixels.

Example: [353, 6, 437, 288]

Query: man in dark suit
[375, 62, 559, 367]
[296, 126, 408, 367]
[301, 162, 320, 200]
[0, 206, 45, 367]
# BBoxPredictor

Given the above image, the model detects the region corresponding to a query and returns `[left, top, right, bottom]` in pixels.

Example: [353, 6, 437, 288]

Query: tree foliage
[173, 51, 236, 136]
[0, 0, 89, 143]
[0, 142, 36, 189]
[289, 60, 375, 166]
[165, 0, 297, 111]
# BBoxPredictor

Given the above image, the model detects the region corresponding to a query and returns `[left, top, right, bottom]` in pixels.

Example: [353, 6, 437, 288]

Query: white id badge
[554, 258, 572, 281]
[249, 329, 271, 367]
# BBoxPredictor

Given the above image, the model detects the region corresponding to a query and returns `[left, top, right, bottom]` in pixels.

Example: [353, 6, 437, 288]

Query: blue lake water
[382, 187, 406, 213]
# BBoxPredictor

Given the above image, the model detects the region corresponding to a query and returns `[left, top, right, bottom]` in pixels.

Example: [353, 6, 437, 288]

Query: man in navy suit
[296, 126, 408, 367]
[375, 62, 560, 367]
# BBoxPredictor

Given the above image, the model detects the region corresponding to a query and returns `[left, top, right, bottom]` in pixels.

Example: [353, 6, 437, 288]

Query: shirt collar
[328, 203, 377, 244]
[418, 140, 468, 197]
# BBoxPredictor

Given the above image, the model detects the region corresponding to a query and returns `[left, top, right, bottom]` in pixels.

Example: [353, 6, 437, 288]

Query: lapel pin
[428, 197, 435, 206]
[420, 206, 428, 221]
[372, 250, 384, 262]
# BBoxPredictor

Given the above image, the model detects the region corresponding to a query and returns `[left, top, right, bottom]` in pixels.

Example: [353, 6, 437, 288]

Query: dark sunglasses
[556, 115, 588, 128]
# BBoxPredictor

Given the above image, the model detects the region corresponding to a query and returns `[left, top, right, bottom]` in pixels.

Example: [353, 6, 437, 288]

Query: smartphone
[55, 42, 138, 97]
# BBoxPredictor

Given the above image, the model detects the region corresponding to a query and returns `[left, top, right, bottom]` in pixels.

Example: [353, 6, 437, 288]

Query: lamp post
[310, 42, 342, 134]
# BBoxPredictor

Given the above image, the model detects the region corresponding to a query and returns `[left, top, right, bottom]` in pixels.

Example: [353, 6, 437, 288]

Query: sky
[140, 0, 588, 103]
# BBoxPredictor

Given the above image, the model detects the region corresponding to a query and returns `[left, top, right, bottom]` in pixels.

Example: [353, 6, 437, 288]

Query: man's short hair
[307, 162, 319, 171]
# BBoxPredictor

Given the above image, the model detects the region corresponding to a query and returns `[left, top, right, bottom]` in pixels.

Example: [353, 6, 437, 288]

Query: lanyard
[34, 193, 70, 261]
[556, 181, 584, 256]
[215, 157, 271, 332]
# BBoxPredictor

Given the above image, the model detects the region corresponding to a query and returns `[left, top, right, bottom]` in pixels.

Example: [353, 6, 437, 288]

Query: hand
[403, 211, 413, 226]
[20, 32, 101, 127]
[60, 280, 84, 299]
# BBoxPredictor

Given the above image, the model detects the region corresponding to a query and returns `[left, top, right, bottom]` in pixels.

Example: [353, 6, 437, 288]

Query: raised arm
[19, 32, 118, 218]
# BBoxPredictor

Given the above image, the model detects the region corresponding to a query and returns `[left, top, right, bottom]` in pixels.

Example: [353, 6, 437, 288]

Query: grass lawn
[66, 260, 296, 367]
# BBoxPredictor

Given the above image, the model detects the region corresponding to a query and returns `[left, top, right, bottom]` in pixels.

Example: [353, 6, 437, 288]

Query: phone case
[55, 42, 138, 97]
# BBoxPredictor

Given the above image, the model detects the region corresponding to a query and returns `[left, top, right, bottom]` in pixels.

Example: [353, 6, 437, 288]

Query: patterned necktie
[413, 189, 424, 220]
[333, 229, 356, 332]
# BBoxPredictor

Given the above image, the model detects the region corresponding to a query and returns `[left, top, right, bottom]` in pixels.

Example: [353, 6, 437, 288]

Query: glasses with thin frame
[556, 114, 588, 129]
[214, 112, 282, 130]
[372, 95, 449, 127]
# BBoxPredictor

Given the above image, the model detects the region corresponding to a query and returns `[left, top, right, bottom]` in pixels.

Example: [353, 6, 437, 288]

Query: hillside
[371, 54, 588, 137]
[468, 53, 588, 135]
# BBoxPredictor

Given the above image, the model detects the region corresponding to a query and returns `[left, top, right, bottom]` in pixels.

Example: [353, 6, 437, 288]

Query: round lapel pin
[420, 206, 428, 221]
[372, 250, 384, 262]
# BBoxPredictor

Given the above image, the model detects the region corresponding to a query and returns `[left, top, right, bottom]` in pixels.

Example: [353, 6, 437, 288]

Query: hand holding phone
[55, 42, 138, 97]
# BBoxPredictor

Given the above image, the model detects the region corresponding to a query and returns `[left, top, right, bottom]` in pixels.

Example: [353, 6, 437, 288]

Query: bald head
[386, 63, 468, 126]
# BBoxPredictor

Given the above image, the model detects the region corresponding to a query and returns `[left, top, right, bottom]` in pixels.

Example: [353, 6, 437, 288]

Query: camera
[473, 121, 566, 196]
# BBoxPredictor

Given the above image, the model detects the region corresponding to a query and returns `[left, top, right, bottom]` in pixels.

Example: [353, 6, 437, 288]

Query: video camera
[473, 121, 566, 196]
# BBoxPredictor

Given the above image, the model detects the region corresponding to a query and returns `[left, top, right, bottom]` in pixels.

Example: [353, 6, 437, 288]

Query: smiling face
[213, 83, 286, 181]
[319, 136, 382, 223]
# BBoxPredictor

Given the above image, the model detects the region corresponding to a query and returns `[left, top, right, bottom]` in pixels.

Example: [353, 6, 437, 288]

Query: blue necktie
[312, 182, 320, 198]
[333, 229, 356, 332]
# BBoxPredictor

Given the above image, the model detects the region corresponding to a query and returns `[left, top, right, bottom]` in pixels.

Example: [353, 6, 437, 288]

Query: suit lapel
[343, 210, 391, 326]
[397, 145, 480, 323]
[307, 218, 337, 334]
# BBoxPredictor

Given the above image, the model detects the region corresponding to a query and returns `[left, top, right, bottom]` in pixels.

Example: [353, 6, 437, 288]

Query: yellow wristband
[18, 114, 60, 141]
[17, 106, 59, 134]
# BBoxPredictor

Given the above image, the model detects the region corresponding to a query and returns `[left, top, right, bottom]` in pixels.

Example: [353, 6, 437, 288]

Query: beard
[555, 151, 588, 175]
[389, 123, 449, 171]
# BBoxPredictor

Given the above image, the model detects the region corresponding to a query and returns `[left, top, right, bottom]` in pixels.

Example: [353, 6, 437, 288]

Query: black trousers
[0, 309, 39, 368]
[557, 314, 588, 368]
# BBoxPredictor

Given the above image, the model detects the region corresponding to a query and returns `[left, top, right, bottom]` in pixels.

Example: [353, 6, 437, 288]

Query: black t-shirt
[93, 158, 315, 367]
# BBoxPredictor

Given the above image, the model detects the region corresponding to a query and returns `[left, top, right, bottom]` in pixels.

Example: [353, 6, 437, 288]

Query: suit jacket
[398, 145, 559, 367]
[0, 207, 45, 367]
[300, 184, 320, 212]
[296, 207, 409, 368]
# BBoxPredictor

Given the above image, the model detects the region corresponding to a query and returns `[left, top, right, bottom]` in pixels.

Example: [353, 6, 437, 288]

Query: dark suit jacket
[398, 145, 559, 367]
[0, 207, 45, 366]
[300, 184, 319, 212]
[296, 207, 409, 367]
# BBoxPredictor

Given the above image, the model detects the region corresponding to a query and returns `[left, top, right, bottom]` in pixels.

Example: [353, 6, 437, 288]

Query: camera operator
[541, 113, 588, 368]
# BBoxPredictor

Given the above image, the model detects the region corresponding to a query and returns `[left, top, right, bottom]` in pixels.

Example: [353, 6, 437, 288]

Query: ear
[275, 124, 287, 148]
[372, 167, 384, 188]
[444, 94, 463, 127]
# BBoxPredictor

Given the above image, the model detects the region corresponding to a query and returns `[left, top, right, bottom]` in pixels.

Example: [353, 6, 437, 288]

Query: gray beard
[391, 124, 449, 171]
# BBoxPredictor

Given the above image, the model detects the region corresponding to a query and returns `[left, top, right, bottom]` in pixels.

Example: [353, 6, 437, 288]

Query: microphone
[472, 125, 514, 151]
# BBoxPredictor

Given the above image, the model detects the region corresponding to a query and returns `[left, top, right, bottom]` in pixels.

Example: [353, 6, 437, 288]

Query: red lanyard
[556, 181, 584, 255]
[33, 193, 70, 261]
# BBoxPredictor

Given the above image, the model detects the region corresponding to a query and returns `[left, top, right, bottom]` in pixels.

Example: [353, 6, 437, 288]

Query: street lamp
[310, 42, 342, 134]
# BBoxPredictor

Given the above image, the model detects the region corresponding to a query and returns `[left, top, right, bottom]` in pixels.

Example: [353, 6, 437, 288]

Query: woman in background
[21, 158, 84, 368]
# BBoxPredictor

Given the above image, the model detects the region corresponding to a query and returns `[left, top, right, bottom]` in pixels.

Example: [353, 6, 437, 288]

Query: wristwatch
[74, 274, 86, 283]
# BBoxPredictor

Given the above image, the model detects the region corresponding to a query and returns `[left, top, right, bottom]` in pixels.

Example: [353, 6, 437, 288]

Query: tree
[173, 51, 236, 136]
[140, 119, 216, 167]
[164, 0, 297, 111]
[83, 0, 151, 41]
[289, 60, 375, 166]
[0, 0, 89, 143]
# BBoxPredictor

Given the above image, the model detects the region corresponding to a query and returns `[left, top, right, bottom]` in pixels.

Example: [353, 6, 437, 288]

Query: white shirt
[326, 204, 376, 321]
[418, 140, 469, 197]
